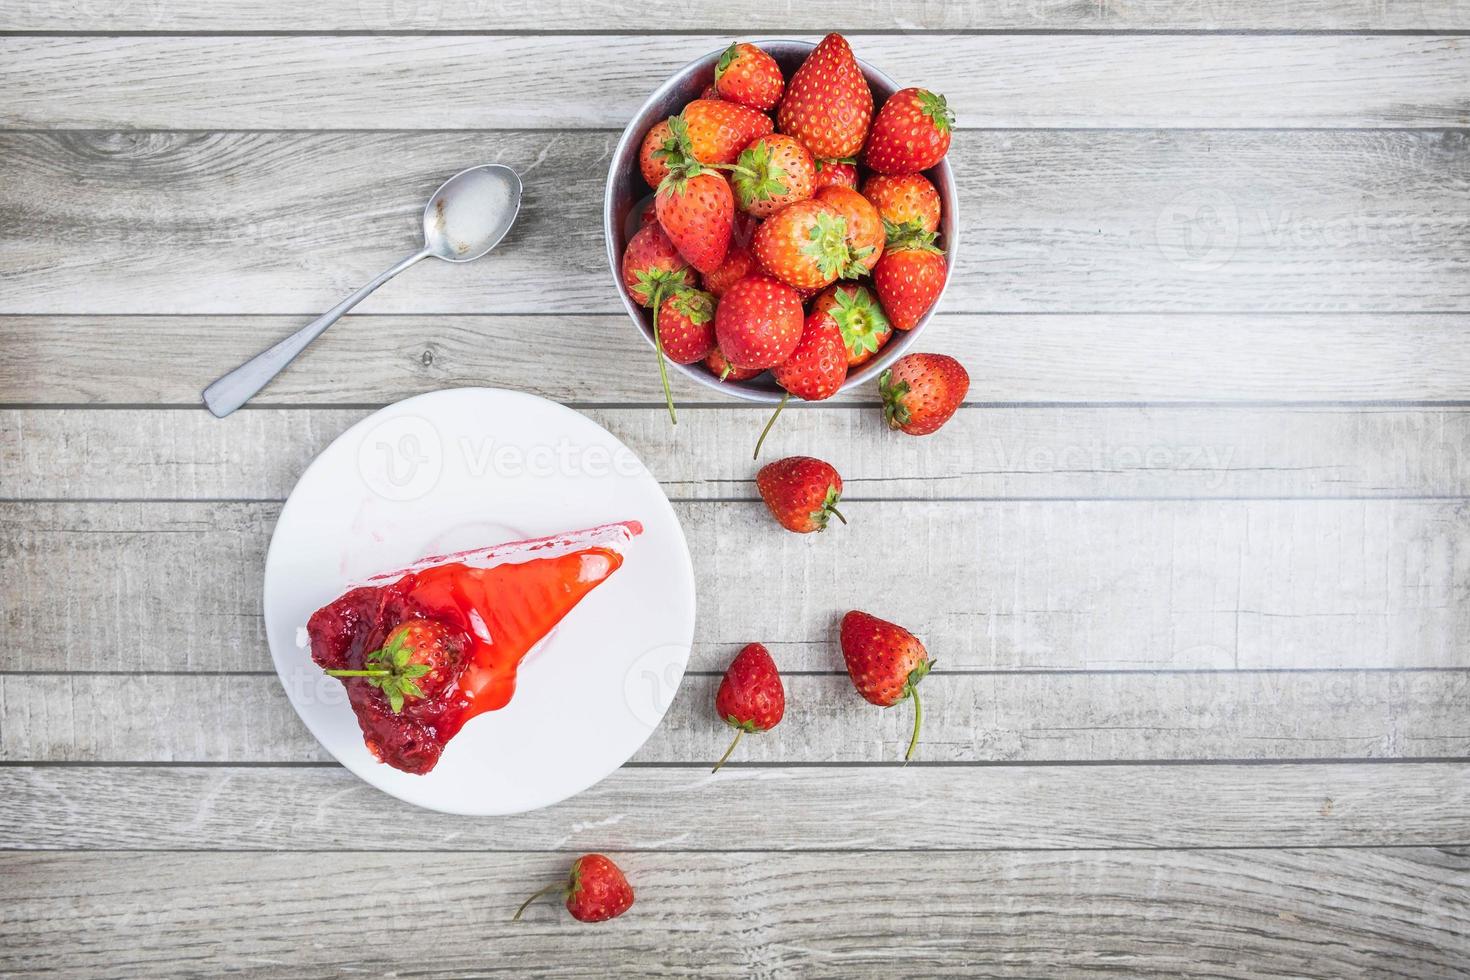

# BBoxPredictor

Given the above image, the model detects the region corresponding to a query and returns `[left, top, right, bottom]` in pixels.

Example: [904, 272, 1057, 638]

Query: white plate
[263, 388, 695, 815]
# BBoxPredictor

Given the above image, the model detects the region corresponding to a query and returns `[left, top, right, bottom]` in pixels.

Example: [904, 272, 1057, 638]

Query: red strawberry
[752, 199, 851, 290]
[657, 288, 717, 364]
[872, 227, 946, 331]
[756, 456, 846, 534]
[714, 42, 784, 112]
[621, 222, 695, 308]
[325, 618, 464, 713]
[864, 87, 953, 174]
[812, 158, 859, 191]
[703, 241, 758, 298]
[755, 310, 849, 457]
[700, 83, 720, 100]
[773, 308, 847, 401]
[712, 642, 785, 772]
[676, 100, 774, 166]
[862, 173, 942, 235]
[513, 854, 634, 924]
[815, 185, 884, 276]
[839, 610, 933, 762]
[639, 118, 676, 189]
[728, 135, 814, 219]
[714, 274, 804, 370]
[656, 166, 733, 274]
[811, 284, 892, 367]
[777, 33, 873, 159]
[638, 205, 659, 228]
[880, 352, 969, 436]
[705, 346, 764, 382]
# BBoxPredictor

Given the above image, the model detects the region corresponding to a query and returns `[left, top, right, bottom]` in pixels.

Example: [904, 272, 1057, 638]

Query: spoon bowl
[424, 164, 523, 262]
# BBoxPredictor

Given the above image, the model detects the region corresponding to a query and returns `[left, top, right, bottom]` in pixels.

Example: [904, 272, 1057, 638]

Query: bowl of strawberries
[606, 34, 957, 416]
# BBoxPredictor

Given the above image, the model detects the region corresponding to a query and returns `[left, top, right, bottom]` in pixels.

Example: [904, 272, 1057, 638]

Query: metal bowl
[604, 39, 958, 404]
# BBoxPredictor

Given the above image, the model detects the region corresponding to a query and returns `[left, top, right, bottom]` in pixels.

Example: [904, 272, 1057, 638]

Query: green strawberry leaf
[916, 90, 954, 134]
[715, 43, 739, 80]
[802, 211, 852, 280]
[879, 369, 912, 428]
[830, 286, 890, 356]
[670, 288, 714, 325]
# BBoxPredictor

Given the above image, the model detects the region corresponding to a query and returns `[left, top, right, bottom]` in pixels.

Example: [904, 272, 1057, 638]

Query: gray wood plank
[4, 763, 1466, 851]
[7, 406, 1470, 501]
[6, 0, 1467, 31]
[3, 849, 1465, 978]
[10, 312, 1470, 405]
[4, 131, 1468, 315]
[4, 35, 1468, 130]
[6, 499, 1468, 673]
[2, 668, 1464, 764]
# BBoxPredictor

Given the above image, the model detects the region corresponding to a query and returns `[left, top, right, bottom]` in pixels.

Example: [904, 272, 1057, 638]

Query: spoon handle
[202, 248, 432, 418]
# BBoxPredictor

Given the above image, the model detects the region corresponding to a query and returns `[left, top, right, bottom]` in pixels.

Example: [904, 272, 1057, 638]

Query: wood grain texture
[4, 35, 1468, 130]
[10, 312, 1470, 405]
[3, 849, 1466, 978]
[2, 668, 1465, 764]
[4, 130, 1468, 316]
[6, 0, 1469, 32]
[6, 499, 1468, 673]
[5, 763, 1468, 851]
[7, 406, 1470, 500]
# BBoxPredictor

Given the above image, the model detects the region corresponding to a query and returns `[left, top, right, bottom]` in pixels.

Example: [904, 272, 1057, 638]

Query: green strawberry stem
[324, 669, 391, 678]
[650, 283, 678, 425]
[711, 728, 744, 774]
[511, 881, 566, 922]
[707, 162, 757, 179]
[753, 392, 789, 459]
[904, 684, 923, 764]
[828, 506, 848, 526]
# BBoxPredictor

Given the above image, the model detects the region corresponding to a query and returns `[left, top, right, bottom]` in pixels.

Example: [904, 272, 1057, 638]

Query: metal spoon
[202, 163, 523, 418]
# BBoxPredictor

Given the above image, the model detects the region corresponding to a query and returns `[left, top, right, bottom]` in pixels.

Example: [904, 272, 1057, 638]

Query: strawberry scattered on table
[712, 642, 786, 772]
[514, 854, 635, 924]
[840, 611, 934, 762]
[756, 456, 847, 534]
[880, 352, 970, 436]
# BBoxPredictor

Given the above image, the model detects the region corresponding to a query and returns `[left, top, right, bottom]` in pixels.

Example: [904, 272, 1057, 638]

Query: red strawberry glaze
[308, 523, 639, 774]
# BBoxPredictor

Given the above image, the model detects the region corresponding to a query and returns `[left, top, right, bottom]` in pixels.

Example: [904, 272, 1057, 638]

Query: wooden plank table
[2, 4, 1468, 976]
